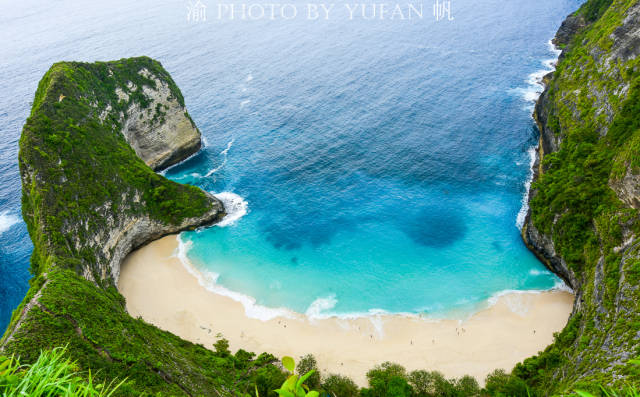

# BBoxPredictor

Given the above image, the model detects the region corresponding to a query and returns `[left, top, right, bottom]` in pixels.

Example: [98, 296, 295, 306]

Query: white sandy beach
[118, 234, 574, 386]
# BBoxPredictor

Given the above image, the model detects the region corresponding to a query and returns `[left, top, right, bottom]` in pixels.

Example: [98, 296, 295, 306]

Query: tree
[362, 362, 412, 397]
[483, 369, 529, 396]
[322, 374, 359, 397]
[213, 338, 231, 357]
[455, 375, 480, 396]
[297, 354, 321, 390]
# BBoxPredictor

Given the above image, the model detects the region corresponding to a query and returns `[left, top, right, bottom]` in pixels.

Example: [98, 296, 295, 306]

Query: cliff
[519, 0, 640, 392]
[0, 57, 287, 395]
[120, 67, 203, 171]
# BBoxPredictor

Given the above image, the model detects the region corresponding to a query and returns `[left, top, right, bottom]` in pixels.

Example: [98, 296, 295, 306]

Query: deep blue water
[0, 0, 581, 329]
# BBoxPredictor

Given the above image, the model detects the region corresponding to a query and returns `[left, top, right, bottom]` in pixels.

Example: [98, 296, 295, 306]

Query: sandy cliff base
[118, 235, 574, 386]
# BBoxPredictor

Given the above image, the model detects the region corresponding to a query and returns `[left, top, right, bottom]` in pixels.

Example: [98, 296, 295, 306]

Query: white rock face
[611, 165, 640, 210]
[120, 68, 202, 171]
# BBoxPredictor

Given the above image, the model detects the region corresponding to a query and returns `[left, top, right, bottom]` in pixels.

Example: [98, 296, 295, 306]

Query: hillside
[519, 0, 640, 392]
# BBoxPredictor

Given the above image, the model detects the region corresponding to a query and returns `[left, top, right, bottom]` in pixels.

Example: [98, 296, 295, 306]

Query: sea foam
[213, 191, 248, 227]
[487, 280, 573, 314]
[516, 40, 562, 230]
[175, 234, 294, 321]
[529, 268, 551, 276]
[516, 146, 537, 229]
[205, 139, 234, 178]
[305, 295, 338, 319]
[0, 211, 19, 235]
[518, 40, 561, 107]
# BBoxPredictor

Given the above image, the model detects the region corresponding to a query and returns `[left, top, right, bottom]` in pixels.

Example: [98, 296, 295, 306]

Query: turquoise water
[0, 0, 581, 328]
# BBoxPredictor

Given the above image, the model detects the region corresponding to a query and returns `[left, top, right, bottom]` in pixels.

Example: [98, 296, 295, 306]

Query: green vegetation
[321, 374, 359, 397]
[272, 356, 319, 397]
[578, 0, 614, 22]
[359, 362, 480, 397]
[575, 387, 640, 397]
[0, 346, 123, 396]
[0, 57, 282, 396]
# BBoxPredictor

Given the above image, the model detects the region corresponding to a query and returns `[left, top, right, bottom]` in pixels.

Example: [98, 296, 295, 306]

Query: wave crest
[516, 40, 562, 229]
[213, 192, 248, 227]
[305, 295, 338, 319]
[0, 211, 20, 235]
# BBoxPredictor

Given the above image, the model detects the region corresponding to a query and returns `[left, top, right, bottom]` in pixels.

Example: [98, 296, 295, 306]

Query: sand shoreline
[118, 234, 574, 386]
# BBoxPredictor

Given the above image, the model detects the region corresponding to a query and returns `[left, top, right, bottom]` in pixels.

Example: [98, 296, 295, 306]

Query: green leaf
[307, 392, 320, 397]
[296, 370, 316, 390]
[4, 374, 19, 385]
[574, 391, 596, 397]
[274, 388, 296, 397]
[282, 374, 299, 391]
[282, 356, 295, 373]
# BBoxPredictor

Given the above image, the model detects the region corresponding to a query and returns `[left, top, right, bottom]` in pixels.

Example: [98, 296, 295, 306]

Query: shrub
[322, 374, 359, 397]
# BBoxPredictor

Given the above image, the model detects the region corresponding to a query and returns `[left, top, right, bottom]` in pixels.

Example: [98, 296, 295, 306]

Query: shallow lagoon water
[0, 0, 581, 328]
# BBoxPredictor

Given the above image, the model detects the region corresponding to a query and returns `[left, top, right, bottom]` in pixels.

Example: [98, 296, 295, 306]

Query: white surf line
[516, 39, 562, 230]
[174, 234, 294, 321]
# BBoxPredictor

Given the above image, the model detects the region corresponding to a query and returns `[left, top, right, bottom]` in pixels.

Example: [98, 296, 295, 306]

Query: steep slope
[0, 57, 287, 395]
[519, 0, 640, 392]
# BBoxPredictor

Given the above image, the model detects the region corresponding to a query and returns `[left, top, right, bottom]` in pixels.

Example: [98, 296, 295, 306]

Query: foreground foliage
[0, 346, 123, 396]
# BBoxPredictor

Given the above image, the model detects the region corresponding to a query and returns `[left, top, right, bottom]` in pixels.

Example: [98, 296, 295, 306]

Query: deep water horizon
[0, 0, 582, 329]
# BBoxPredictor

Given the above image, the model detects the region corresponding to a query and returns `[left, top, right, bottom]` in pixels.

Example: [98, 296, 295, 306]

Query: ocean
[0, 0, 581, 330]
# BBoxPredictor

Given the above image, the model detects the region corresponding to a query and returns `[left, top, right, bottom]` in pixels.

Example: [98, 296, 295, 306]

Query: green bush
[322, 374, 359, 397]
[297, 355, 321, 391]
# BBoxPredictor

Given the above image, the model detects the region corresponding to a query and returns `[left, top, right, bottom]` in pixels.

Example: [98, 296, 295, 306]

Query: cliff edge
[519, 0, 640, 392]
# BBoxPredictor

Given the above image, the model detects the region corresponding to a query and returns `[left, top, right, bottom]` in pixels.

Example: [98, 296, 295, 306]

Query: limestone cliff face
[521, 0, 640, 390]
[119, 68, 202, 171]
[610, 168, 640, 209]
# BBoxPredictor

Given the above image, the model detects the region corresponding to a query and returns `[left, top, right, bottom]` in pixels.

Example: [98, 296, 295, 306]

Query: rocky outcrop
[553, 13, 587, 48]
[522, 220, 577, 290]
[608, 2, 640, 63]
[95, 191, 223, 284]
[533, 85, 563, 156]
[120, 68, 202, 171]
[611, 166, 640, 209]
